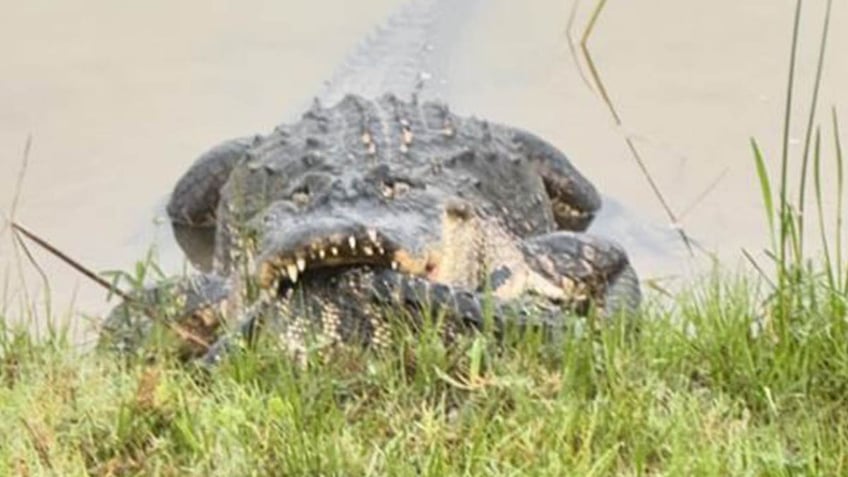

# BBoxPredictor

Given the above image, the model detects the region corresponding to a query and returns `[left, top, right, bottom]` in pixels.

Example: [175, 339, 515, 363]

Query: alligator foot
[168, 136, 262, 271]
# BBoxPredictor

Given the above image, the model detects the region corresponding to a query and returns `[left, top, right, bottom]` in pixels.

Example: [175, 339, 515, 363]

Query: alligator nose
[330, 174, 384, 199]
[328, 178, 357, 200]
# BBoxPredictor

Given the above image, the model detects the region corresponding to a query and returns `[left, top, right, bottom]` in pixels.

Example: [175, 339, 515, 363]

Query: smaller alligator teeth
[318, 249, 326, 259]
[331, 246, 339, 256]
[391, 261, 399, 270]
[363, 246, 374, 256]
[366, 228, 378, 243]
[296, 258, 306, 272]
[377, 246, 385, 255]
[286, 264, 299, 283]
[348, 236, 356, 250]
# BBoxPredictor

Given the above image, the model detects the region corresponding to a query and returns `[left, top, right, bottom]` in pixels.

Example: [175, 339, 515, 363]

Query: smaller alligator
[101, 94, 640, 364]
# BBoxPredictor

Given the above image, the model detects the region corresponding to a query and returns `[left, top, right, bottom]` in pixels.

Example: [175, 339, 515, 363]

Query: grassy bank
[2, 268, 848, 475]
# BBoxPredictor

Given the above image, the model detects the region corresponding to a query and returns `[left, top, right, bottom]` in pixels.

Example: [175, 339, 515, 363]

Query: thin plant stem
[578, 0, 693, 255]
[796, 0, 833, 257]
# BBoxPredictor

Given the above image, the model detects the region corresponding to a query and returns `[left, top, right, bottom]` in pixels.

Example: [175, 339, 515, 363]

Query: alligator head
[202, 95, 602, 300]
[107, 94, 635, 363]
[225, 151, 526, 297]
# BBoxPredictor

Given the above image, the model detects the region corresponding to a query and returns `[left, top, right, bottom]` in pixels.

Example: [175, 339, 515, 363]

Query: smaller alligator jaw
[552, 200, 595, 232]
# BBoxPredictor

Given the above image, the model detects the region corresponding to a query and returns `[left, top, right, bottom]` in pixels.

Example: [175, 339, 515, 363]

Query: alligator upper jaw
[256, 224, 437, 292]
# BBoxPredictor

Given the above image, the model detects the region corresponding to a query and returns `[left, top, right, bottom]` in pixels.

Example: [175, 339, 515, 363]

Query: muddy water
[1, 0, 846, 334]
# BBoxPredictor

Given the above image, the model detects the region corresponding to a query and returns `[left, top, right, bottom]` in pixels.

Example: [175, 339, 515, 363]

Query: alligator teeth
[363, 246, 374, 256]
[348, 236, 356, 250]
[366, 228, 378, 243]
[391, 261, 399, 270]
[318, 249, 326, 260]
[377, 246, 385, 255]
[331, 247, 339, 256]
[296, 257, 306, 272]
[286, 264, 299, 283]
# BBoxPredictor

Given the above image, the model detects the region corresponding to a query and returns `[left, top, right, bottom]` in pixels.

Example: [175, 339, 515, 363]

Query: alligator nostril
[381, 180, 411, 199]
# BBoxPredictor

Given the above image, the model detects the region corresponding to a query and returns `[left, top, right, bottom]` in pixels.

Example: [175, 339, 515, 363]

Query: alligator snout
[254, 198, 459, 291]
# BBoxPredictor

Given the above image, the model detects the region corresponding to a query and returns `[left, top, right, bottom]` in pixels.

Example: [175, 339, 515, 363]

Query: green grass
[2, 270, 848, 476]
[3, 0, 847, 475]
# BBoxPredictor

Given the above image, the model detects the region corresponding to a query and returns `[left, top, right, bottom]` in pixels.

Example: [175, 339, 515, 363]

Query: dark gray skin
[102, 94, 640, 363]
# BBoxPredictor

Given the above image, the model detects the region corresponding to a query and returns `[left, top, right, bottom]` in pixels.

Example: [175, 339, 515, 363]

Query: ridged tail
[315, 0, 483, 105]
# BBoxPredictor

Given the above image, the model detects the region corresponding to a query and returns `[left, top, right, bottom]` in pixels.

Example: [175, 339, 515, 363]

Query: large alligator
[101, 0, 646, 362]
[101, 93, 640, 362]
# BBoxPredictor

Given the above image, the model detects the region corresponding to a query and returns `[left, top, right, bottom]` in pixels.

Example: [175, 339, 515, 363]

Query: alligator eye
[291, 186, 309, 207]
[291, 187, 310, 206]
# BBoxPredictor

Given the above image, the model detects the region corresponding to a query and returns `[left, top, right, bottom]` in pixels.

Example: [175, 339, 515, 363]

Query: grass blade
[796, 0, 833, 255]
[11, 222, 126, 301]
[812, 127, 834, 289]
[833, 108, 845, 292]
[778, 0, 803, 272]
[565, 0, 593, 90]
[751, 138, 776, 252]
